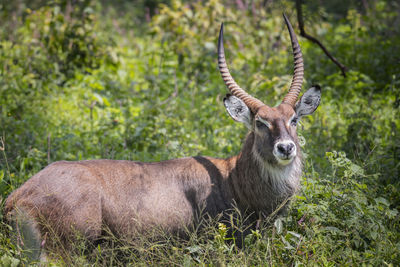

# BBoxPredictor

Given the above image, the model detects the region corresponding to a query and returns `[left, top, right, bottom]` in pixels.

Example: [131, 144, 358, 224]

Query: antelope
[5, 14, 321, 261]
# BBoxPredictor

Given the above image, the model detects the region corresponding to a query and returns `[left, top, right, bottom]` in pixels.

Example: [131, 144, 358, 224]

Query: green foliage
[0, 0, 399, 265]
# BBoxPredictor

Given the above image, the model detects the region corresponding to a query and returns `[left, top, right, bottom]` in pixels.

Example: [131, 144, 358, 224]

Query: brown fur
[4, 80, 322, 260]
[5, 106, 302, 248]
[5, 18, 322, 259]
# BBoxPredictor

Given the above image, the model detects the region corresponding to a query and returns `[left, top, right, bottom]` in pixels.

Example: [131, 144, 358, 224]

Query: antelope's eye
[256, 119, 270, 129]
[256, 120, 265, 128]
[290, 117, 298, 126]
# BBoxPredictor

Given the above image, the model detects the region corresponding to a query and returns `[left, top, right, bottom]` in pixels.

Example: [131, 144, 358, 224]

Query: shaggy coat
[5, 131, 301, 243]
[4, 16, 321, 261]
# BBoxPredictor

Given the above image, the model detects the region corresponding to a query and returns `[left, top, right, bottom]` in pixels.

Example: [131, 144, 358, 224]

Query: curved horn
[281, 13, 304, 107]
[218, 23, 264, 113]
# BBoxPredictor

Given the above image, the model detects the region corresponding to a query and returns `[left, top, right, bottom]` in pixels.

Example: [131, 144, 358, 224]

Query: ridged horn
[218, 23, 265, 113]
[281, 13, 304, 107]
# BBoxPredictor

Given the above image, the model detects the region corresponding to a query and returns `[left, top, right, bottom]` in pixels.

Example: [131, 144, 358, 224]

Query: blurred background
[0, 0, 399, 265]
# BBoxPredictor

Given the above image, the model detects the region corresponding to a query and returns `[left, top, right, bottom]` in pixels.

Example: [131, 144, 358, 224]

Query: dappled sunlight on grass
[0, 0, 399, 265]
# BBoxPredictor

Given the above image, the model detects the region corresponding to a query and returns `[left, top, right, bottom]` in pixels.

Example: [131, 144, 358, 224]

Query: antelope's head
[218, 14, 321, 166]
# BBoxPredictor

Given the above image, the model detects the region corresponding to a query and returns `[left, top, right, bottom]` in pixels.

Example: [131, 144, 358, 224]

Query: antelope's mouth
[275, 155, 295, 166]
[273, 141, 297, 165]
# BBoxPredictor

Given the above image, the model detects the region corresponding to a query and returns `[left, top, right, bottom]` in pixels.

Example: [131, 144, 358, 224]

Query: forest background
[0, 0, 399, 265]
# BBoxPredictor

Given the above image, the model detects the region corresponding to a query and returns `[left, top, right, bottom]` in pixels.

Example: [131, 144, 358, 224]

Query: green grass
[0, 0, 399, 265]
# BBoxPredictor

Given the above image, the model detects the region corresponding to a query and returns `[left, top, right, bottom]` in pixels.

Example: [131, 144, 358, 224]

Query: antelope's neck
[227, 132, 302, 215]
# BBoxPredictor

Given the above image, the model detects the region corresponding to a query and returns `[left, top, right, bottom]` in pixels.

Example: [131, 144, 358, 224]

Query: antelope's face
[224, 86, 321, 166]
[218, 15, 321, 166]
[253, 105, 299, 165]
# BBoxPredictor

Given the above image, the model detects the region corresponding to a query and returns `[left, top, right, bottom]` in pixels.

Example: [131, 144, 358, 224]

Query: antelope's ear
[224, 94, 252, 129]
[295, 85, 321, 117]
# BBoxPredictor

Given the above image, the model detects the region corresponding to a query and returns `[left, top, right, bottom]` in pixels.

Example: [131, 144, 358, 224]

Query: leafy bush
[0, 0, 399, 265]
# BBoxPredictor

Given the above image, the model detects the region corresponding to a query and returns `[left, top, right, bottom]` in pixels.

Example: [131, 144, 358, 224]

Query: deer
[5, 14, 321, 262]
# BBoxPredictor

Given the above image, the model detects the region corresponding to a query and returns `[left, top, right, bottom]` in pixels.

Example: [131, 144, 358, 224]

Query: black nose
[277, 142, 295, 156]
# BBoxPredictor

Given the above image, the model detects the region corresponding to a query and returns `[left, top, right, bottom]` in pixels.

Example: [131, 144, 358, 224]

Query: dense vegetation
[0, 0, 399, 265]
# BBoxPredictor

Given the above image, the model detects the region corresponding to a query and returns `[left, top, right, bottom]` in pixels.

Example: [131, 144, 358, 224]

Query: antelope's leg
[9, 208, 47, 263]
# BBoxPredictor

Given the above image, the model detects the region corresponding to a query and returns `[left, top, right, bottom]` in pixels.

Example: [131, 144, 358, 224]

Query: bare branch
[47, 133, 51, 164]
[295, 0, 348, 77]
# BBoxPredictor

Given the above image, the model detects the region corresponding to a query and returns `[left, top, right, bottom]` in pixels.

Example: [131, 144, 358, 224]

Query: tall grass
[0, 0, 399, 265]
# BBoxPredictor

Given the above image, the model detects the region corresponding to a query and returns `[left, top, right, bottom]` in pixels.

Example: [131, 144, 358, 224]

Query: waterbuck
[5, 14, 321, 261]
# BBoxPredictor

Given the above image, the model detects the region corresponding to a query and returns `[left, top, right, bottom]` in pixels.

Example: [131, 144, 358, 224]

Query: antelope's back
[4, 157, 228, 239]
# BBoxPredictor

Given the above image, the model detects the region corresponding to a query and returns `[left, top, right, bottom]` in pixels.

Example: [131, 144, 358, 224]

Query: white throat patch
[252, 145, 301, 194]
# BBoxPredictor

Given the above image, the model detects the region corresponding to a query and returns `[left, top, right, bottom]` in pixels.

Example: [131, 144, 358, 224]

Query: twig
[47, 133, 51, 164]
[89, 100, 97, 133]
[0, 135, 13, 189]
[159, 69, 179, 105]
[290, 236, 304, 267]
[236, 0, 247, 10]
[295, 0, 348, 77]
[361, 0, 369, 13]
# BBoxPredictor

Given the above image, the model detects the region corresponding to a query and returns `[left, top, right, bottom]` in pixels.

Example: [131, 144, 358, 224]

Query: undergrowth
[0, 0, 399, 265]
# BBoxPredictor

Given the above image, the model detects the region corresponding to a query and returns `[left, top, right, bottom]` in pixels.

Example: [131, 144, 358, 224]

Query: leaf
[281, 236, 295, 250]
[186, 245, 202, 254]
[0, 254, 20, 267]
[287, 231, 302, 240]
[93, 93, 104, 105]
[324, 226, 343, 235]
[374, 197, 390, 207]
[183, 254, 192, 267]
[274, 218, 283, 235]
[369, 230, 378, 240]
